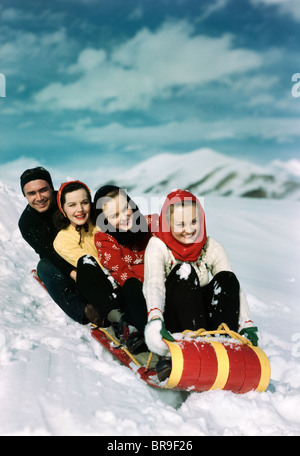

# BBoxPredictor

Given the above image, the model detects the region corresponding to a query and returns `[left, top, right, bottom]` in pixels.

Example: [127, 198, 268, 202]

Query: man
[18, 166, 99, 325]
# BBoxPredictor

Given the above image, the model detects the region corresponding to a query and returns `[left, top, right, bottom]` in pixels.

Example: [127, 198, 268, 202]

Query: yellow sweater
[54, 223, 101, 268]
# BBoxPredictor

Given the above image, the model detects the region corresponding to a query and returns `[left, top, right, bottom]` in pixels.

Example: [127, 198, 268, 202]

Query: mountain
[104, 148, 300, 200]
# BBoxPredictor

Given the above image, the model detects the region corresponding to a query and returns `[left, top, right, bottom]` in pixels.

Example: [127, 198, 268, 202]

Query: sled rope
[145, 352, 153, 372]
[92, 322, 253, 378]
[181, 323, 253, 346]
[95, 326, 142, 366]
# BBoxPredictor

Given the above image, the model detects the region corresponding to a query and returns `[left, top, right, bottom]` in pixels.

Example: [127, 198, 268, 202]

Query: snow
[1, 181, 300, 436]
[176, 263, 192, 280]
[105, 148, 300, 200]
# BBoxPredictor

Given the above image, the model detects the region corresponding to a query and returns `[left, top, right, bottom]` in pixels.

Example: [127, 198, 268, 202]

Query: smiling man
[18, 166, 98, 325]
[23, 179, 53, 213]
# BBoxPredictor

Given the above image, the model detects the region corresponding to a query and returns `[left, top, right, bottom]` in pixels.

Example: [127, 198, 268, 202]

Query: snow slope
[0, 181, 300, 436]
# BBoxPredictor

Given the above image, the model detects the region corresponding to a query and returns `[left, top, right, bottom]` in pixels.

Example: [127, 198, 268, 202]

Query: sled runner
[91, 323, 271, 394]
[31, 269, 47, 291]
[91, 326, 163, 389]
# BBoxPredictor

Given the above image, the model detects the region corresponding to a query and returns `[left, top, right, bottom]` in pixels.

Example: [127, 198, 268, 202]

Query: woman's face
[103, 192, 133, 231]
[170, 203, 200, 244]
[63, 189, 91, 227]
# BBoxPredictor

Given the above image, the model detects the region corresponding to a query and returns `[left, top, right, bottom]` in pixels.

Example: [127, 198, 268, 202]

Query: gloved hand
[144, 318, 175, 356]
[240, 326, 259, 346]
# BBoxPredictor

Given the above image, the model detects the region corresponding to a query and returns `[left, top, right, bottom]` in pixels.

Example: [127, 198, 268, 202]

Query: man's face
[23, 179, 53, 213]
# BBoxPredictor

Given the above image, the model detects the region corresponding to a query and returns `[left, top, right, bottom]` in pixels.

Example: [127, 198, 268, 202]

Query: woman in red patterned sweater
[75, 185, 158, 353]
[94, 186, 158, 286]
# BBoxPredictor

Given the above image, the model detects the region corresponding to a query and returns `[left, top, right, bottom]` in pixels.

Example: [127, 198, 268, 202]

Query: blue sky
[0, 0, 300, 189]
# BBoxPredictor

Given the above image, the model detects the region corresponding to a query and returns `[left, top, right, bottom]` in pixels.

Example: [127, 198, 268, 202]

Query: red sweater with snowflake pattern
[94, 214, 159, 286]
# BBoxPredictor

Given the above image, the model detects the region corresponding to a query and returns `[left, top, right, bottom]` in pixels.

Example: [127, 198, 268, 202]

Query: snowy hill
[105, 148, 300, 200]
[0, 181, 300, 436]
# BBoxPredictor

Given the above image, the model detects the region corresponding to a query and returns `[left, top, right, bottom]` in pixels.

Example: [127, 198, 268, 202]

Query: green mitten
[240, 326, 259, 346]
[160, 320, 175, 342]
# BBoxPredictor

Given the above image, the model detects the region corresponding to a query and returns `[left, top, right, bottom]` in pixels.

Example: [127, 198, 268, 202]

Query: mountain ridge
[104, 148, 300, 200]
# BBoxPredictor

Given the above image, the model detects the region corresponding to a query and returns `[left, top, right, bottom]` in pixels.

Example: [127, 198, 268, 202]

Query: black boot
[111, 315, 147, 354]
[84, 304, 105, 327]
[126, 332, 148, 354]
[156, 358, 172, 382]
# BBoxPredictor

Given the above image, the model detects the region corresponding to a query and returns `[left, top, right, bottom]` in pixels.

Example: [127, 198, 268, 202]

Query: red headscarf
[156, 189, 207, 262]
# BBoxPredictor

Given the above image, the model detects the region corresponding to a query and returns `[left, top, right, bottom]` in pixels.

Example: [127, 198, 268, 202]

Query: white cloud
[32, 20, 263, 113]
[0, 27, 71, 76]
[251, 0, 300, 21]
[1, 7, 65, 23]
[128, 6, 144, 21]
[67, 48, 107, 73]
[0, 157, 42, 192]
[57, 115, 300, 148]
[0, 156, 123, 194]
[197, 0, 229, 21]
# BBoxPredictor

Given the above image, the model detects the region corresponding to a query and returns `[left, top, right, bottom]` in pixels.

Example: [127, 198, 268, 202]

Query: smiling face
[102, 192, 133, 231]
[169, 202, 200, 244]
[23, 179, 54, 213]
[63, 188, 91, 227]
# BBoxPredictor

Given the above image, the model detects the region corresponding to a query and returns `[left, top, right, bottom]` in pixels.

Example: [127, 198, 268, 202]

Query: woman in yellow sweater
[53, 180, 100, 279]
[53, 180, 107, 325]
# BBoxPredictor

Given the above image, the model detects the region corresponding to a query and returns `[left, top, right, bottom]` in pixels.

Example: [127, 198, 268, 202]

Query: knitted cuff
[147, 307, 163, 321]
[238, 318, 255, 331]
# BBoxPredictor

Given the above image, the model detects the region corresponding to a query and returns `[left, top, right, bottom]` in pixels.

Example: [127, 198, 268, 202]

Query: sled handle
[181, 323, 254, 346]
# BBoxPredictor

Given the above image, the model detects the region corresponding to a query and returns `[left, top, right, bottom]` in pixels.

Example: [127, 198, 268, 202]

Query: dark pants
[76, 256, 147, 334]
[164, 265, 240, 333]
[37, 257, 89, 324]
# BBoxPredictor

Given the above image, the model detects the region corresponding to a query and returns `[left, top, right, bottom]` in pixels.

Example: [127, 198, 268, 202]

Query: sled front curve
[163, 324, 271, 393]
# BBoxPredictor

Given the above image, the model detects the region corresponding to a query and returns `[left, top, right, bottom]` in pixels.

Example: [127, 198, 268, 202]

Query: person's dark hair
[93, 184, 149, 245]
[54, 181, 96, 231]
[20, 166, 54, 196]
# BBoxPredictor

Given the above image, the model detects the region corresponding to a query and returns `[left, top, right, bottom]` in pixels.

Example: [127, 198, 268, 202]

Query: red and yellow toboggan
[31, 269, 270, 393]
[91, 323, 271, 394]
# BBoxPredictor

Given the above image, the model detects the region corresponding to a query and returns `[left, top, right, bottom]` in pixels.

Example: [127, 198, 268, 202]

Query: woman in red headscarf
[144, 189, 257, 378]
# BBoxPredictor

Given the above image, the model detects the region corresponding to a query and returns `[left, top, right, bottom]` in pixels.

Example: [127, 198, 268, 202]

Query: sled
[31, 269, 271, 393]
[91, 323, 271, 394]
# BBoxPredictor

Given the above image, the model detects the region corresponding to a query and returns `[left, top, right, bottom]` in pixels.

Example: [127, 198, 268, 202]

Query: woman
[94, 185, 158, 285]
[54, 180, 136, 333]
[53, 180, 100, 278]
[74, 185, 158, 352]
[143, 189, 258, 377]
[53, 180, 106, 325]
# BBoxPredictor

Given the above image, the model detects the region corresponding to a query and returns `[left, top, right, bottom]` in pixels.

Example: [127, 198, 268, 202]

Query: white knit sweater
[143, 236, 253, 330]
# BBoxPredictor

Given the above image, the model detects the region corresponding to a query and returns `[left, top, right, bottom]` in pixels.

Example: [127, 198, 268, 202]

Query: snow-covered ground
[0, 181, 300, 436]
